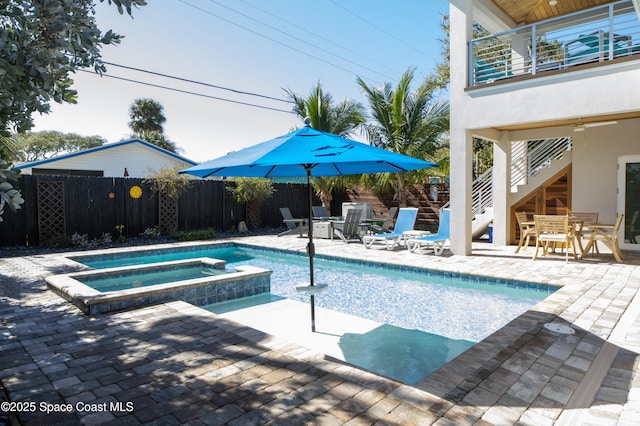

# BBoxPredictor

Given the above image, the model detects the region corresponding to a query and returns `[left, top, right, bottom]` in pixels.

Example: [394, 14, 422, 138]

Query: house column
[493, 138, 511, 246]
[449, 0, 473, 255]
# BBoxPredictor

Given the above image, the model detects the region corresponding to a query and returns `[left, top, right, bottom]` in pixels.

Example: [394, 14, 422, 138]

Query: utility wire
[178, 0, 382, 84]
[204, 0, 395, 80]
[237, 0, 402, 76]
[80, 69, 295, 114]
[327, 0, 433, 60]
[103, 61, 291, 104]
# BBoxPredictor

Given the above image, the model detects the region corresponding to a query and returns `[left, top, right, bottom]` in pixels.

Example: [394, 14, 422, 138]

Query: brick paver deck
[1, 236, 640, 425]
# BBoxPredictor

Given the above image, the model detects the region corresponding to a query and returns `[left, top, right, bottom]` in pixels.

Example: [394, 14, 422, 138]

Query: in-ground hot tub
[46, 257, 272, 315]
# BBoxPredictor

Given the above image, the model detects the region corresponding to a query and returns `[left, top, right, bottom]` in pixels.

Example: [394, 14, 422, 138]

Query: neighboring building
[448, 0, 640, 255]
[15, 138, 197, 178]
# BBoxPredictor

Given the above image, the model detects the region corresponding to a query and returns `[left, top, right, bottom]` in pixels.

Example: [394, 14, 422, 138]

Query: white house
[448, 0, 640, 255]
[15, 138, 197, 178]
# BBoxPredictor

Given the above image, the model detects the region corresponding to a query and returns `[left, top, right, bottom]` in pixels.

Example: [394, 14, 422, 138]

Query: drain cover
[544, 322, 575, 335]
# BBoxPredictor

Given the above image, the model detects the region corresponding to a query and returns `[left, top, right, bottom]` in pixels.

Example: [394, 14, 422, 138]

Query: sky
[31, 0, 450, 163]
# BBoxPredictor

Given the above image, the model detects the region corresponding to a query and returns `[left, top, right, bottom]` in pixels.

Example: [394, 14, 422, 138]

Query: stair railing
[442, 137, 573, 220]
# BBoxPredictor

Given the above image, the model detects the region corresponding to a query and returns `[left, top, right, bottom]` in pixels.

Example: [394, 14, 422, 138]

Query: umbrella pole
[306, 168, 317, 332]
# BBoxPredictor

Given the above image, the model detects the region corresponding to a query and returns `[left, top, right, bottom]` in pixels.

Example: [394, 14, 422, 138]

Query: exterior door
[617, 155, 640, 251]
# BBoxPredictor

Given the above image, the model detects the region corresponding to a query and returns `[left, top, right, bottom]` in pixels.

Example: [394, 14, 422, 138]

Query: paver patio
[1, 235, 640, 425]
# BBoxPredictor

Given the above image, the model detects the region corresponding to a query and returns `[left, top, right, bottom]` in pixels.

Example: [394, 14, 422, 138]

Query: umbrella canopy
[182, 125, 437, 178]
[181, 123, 438, 332]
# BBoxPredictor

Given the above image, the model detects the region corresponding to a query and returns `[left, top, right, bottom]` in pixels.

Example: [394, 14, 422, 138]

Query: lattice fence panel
[159, 195, 178, 234]
[37, 181, 65, 243]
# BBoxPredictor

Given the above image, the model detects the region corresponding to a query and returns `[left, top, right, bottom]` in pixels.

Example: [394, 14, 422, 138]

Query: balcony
[469, 0, 640, 87]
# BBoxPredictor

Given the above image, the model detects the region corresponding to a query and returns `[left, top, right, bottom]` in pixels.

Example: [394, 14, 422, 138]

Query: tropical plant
[0, 0, 147, 139]
[357, 68, 450, 206]
[128, 98, 178, 152]
[0, 0, 146, 223]
[226, 178, 275, 230]
[284, 82, 365, 213]
[143, 166, 192, 200]
[13, 131, 106, 162]
[0, 160, 24, 222]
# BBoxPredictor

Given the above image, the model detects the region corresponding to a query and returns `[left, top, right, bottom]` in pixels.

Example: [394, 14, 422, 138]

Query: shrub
[140, 226, 161, 239]
[171, 228, 215, 241]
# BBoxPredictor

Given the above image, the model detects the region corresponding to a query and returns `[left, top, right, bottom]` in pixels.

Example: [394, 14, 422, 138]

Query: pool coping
[2, 237, 640, 424]
[46, 257, 272, 315]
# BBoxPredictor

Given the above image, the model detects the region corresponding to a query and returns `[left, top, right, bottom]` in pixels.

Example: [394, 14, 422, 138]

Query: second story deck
[469, 0, 640, 87]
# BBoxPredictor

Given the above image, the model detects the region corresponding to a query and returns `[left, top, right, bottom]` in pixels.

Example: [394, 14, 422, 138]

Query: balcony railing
[469, 0, 640, 86]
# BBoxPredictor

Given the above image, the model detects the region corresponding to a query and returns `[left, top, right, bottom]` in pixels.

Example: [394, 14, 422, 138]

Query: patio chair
[568, 212, 599, 254]
[407, 209, 450, 255]
[369, 207, 398, 234]
[532, 215, 578, 262]
[362, 208, 418, 250]
[582, 214, 625, 263]
[564, 30, 632, 67]
[514, 211, 536, 253]
[312, 206, 329, 219]
[331, 209, 363, 243]
[277, 207, 308, 237]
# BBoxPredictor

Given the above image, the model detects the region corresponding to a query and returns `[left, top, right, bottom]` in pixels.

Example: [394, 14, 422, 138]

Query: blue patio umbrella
[181, 121, 438, 331]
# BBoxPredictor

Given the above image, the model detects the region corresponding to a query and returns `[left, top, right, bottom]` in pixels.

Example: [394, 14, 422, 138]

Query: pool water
[72, 244, 557, 384]
[79, 264, 227, 292]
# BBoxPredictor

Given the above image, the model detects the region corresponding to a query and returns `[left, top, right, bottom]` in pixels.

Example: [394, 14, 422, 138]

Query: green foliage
[284, 82, 365, 213]
[13, 131, 106, 162]
[0, 0, 147, 139]
[0, 160, 24, 222]
[128, 98, 178, 152]
[140, 226, 161, 239]
[42, 233, 73, 248]
[226, 178, 275, 205]
[171, 228, 216, 241]
[357, 68, 450, 205]
[70, 232, 113, 248]
[144, 166, 192, 200]
[226, 178, 275, 229]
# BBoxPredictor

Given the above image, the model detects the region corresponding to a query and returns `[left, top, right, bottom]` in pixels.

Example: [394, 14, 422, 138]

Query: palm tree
[128, 98, 178, 153]
[357, 68, 449, 206]
[128, 98, 166, 135]
[284, 82, 365, 213]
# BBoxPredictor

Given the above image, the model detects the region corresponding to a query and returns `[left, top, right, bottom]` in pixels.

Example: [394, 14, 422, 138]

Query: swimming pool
[78, 260, 229, 292]
[72, 243, 556, 342]
[69, 243, 557, 383]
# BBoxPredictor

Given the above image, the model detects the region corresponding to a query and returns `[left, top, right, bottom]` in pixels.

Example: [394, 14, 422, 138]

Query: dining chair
[582, 214, 624, 263]
[568, 212, 599, 254]
[514, 211, 536, 253]
[533, 215, 578, 262]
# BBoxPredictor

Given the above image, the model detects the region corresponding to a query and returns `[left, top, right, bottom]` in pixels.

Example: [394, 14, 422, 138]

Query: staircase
[347, 184, 449, 231]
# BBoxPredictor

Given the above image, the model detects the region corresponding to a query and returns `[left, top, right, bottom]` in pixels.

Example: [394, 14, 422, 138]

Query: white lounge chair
[407, 209, 450, 255]
[362, 208, 418, 250]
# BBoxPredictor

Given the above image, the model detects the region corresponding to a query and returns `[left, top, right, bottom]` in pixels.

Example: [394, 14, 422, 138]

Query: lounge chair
[369, 207, 398, 234]
[312, 206, 329, 219]
[564, 30, 632, 67]
[407, 209, 451, 255]
[277, 207, 308, 237]
[514, 211, 536, 253]
[362, 207, 418, 250]
[331, 209, 363, 243]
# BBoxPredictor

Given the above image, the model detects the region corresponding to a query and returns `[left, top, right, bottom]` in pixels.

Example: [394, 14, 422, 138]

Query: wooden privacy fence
[0, 175, 333, 246]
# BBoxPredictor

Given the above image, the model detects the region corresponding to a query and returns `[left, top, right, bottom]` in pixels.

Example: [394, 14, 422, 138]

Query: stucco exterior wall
[572, 118, 640, 224]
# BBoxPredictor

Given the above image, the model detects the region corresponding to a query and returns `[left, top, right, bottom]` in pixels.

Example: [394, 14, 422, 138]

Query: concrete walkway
[1, 236, 640, 425]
